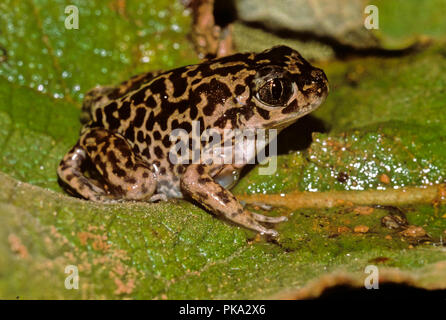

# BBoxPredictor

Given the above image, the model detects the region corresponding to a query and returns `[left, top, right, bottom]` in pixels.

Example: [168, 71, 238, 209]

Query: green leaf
[1, 0, 446, 299]
[0, 0, 198, 190]
[2, 172, 446, 299]
[373, 0, 446, 49]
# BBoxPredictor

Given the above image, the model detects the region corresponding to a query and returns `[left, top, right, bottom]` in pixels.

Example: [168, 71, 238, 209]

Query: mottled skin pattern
[58, 46, 329, 236]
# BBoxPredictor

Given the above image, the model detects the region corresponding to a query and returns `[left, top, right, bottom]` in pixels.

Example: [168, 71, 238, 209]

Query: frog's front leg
[180, 164, 286, 236]
[58, 128, 156, 202]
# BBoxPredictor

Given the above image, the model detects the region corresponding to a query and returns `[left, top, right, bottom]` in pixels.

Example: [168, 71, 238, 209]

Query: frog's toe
[234, 210, 282, 237]
[250, 212, 287, 224]
[149, 193, 168, 202]
[245, 219, 279, 237]
[245, 201, 273, 211]
[263, 228, 279, 237]
[92, 194, 119, 203]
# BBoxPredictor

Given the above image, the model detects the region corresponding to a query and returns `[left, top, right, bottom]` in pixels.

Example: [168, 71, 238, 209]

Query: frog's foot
[249, 211, 287, 223]
[57, 144, 115, 202]
[234, 211, 283, 237]
[181, 164, 286, 237]
[58, 128, 157, 202]
[241, 201, 273, 211]
[149, 193, 168, 202]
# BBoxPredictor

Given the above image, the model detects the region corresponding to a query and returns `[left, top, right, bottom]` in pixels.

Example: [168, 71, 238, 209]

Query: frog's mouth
[268, 118, 298, 131]
[265, 103, 322, 131]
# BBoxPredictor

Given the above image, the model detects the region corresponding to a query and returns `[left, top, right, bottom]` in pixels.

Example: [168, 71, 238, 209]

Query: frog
[58, 45, 329, 237]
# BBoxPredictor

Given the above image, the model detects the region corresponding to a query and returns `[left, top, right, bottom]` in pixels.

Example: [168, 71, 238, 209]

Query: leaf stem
[237, 184, 446, 209]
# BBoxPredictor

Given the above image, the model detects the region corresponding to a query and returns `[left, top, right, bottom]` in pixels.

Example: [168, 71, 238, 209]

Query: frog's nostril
[308, 69, 328, 98]
[312, 69, 328, 83]
[311, 69, 329, 94]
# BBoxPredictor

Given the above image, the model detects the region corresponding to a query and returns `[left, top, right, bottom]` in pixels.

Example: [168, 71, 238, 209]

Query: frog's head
[197, 46, 328, 132]
[243, 45, 329, 130]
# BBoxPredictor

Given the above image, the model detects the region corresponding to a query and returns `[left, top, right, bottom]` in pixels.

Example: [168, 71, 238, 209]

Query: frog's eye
[256, 78, 293, 106]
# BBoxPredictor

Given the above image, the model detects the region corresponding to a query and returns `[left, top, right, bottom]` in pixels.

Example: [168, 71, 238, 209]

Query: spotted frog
[58, 46, 328, 236]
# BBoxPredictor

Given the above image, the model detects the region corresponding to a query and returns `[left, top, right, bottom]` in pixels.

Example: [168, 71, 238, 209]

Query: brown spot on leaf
[353, 206, 374, 215]
[8, 234, 29, 259]
[337, 226, 351, 234]
[337, 171, 349, 183]
[353, 225, 369, 233]
[379, 173, 391, 184]
[113, 276, 135, 295]
[400, 225, 427, 238]
[77, 231, 110, 251]
[368, 257, 390, 264]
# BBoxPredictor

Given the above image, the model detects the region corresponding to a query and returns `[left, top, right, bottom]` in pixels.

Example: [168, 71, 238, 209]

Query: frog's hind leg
[58, 128, 157, 202]
[57, 143, 112, 202]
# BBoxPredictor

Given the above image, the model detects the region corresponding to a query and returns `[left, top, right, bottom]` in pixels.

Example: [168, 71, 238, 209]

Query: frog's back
[80, 69, 163, 126]
[83, 52, 256, 140]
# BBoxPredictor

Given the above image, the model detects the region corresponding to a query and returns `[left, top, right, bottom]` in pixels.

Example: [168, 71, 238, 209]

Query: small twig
[184, 0, 233, 58]
[237, 184, 446, 209]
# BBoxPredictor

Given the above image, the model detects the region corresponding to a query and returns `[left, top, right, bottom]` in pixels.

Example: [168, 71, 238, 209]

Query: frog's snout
[311, 68, 329, 96]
